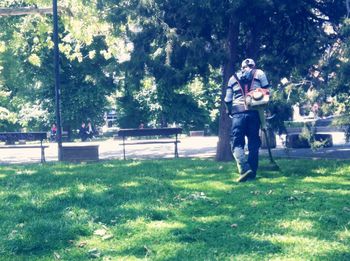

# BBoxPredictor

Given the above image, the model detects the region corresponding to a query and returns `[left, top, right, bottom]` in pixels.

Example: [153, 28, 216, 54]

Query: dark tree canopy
[0, 0, 348, 152]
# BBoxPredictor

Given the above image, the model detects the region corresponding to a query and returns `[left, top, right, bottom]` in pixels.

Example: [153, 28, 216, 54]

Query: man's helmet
[241, 58, 255, 69]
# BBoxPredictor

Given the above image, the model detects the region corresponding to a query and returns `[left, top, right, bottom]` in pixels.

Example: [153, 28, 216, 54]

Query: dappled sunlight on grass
[192, 215, 231, 223]
[336, 228, 350, 242]
[0, 158, 349, 260]
[260, 234, 349, 255]
[103, 217, 190, 259]
[46, 188, 69, 199]
[303, 176, 350, 186]
[101, 163, 117, 168]
[76, 183, 109, 194]
[121, 181, 141, 188]
[120, 202, 144, 212]
[126, 161, 142, 167]
[312, 167, 329, 175]
[278, 219, 314, 232]
[313, 188, 350, 196]
[176, 171, 217, 179]
[53, 170, 73, 176]
[15, 169, 37, 175]
[146, 220, 185, 230]
[63, 207, 91, 223]
[173, 179, 231, 191]
[258, 176, 289, 183]
[197, 181, 232, 191]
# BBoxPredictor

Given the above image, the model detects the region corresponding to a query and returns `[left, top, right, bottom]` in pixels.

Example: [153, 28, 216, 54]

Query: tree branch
[0, 7, 53, 16]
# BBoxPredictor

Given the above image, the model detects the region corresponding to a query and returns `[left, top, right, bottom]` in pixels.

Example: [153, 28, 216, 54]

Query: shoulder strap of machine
[232, 72, 248, 108]
[247, 69, 257, 93]
[232, 72, 244, 95]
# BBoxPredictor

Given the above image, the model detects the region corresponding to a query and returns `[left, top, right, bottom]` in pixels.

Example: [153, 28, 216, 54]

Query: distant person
[139, 122, 144, 129]
[311, 102, 319, 118]
[79, 121, 88, 141]
[86, 120, 95, 140]
[50, 123, 57, 142]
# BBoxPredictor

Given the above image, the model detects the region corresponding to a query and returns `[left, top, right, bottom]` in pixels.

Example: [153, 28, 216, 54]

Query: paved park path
[1, 136, 350, 165]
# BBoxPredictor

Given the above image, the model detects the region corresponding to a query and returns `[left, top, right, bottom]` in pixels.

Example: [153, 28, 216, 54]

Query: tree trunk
[66, 125, 72, 142]
[216, 18, 239, 161]
[246, 27, 260, 59]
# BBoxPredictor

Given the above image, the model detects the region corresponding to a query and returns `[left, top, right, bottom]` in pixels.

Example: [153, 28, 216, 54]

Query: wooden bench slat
[117, 127, 182, 137]
[120, 140, 180, 146]
[0, 132, 48, 163]
[0, 132, 47, 142]
[0, 145, 49, 149]
[117, 128, 182, 159]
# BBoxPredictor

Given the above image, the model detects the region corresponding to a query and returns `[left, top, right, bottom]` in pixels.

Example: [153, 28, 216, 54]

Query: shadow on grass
[0, 158, 349, 259]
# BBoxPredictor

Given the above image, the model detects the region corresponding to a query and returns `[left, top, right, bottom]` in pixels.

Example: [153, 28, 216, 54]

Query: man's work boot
[236, 169, 254, 182]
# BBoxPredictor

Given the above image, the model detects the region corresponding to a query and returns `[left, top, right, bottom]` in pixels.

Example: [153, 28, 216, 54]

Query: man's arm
[224, 76, 235, 116]
[225, 100, 233, 116]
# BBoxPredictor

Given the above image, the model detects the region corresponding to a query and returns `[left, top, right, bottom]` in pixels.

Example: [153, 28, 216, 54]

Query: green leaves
[0, 0, 348, 135]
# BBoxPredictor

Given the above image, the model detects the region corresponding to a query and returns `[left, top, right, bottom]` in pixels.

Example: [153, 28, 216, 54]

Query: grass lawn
[0, 157, 349, 260]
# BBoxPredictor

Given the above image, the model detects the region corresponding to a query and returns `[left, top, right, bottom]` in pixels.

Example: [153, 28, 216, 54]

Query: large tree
[102, 0, 346, 160]
[215, 0, 346, 160]
[102, 0, 220, 129]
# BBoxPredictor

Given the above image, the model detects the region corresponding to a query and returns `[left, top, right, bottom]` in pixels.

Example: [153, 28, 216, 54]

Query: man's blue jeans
[230, 110, 261, 177]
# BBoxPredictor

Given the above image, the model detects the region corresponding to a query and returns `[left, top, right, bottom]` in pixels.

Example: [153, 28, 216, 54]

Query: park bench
[116, 127, 182, 160]
[48, 130, 69, 142]
[0, 132, 48, 163]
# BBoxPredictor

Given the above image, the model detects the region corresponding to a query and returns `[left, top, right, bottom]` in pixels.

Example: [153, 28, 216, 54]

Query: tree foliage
[0, 0, 348, 155]
[0, 0, 121, 133]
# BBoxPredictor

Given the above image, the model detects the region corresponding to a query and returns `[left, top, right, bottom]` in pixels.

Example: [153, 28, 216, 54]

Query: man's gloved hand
[225, 102, 233, 118]
[226, 109, 233, 118]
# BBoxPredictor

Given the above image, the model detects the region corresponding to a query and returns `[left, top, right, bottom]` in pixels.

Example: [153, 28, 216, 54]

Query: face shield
[241, 58, 255, 72]
[241, 64, 251, 73]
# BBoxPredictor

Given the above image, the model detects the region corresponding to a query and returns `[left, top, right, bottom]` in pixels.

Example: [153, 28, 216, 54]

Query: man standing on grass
[224, 58, 269, 182]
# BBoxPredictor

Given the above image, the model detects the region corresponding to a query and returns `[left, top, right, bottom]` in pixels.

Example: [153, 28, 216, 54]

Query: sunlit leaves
[0, 0, 348, 133]
[28, 53, 40, 66]
[88, 50, 96, 59]
[0, 41, 5, 52]
[17, 101, 48, 128]
[104, 37, 134, 63]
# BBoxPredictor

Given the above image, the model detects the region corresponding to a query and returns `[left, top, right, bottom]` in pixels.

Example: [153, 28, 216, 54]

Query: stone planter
[61, 145, 99, 162]
[189, 130, 205, 137]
